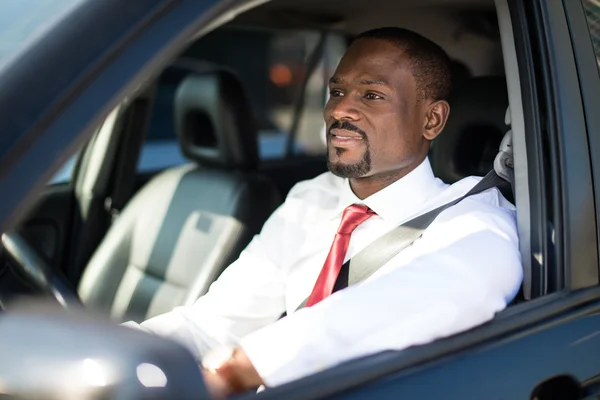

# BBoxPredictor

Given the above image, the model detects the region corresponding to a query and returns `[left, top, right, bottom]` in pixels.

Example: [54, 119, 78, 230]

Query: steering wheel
[0, 231, 81, 310]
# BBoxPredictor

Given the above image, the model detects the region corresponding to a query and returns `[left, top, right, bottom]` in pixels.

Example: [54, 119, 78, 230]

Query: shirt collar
[333, 157, 442, 225]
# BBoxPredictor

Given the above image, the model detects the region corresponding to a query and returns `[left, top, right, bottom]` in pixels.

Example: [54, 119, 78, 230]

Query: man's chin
[327, 159, 371, 179]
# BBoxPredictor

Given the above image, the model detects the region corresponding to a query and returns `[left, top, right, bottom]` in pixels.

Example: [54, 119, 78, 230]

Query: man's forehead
[331, 40, 413, 86]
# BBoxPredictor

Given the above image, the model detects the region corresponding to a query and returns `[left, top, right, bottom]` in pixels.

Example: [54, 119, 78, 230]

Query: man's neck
[349, 159, 425, 200]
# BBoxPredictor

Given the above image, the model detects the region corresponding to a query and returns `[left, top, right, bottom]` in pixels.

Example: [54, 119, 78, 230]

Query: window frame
[564, 0, 600, 284]
[526, 0, 599, 291]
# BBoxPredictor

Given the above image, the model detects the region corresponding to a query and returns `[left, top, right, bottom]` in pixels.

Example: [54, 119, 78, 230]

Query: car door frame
[534, 0, 599, 292]
[563, 0, 600, 282]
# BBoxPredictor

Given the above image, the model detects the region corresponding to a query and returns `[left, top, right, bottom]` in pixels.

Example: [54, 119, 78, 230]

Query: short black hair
[355, 27, 452, 102]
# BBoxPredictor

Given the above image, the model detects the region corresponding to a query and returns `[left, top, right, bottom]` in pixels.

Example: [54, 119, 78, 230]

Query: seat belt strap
[104, 98, 151, 221]
[295, 170, 505, 311]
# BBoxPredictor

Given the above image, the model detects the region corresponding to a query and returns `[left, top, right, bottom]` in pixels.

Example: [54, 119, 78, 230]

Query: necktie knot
[337, 204, 376, 234]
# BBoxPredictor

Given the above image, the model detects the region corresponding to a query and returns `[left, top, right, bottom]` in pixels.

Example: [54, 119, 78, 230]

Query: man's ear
[423, 100, 450, 141]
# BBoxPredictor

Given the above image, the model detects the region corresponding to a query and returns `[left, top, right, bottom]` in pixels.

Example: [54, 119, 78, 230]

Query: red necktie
[306, 204, 376, 307]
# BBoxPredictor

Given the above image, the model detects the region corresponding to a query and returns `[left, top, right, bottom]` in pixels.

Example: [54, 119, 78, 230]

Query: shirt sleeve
[240, 197, 523, 387]
[128, 200, 292, 359]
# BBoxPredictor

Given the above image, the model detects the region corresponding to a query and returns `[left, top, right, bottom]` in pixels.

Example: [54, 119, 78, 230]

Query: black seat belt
[295, 169, 506, 311]
[104, 97, 151, 220]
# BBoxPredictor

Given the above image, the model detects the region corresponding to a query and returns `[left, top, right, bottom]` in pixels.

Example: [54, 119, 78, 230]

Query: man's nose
[329, 96, 360, 121]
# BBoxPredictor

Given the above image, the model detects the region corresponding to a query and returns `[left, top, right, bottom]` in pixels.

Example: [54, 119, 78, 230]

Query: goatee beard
[327, 146, 372, 178]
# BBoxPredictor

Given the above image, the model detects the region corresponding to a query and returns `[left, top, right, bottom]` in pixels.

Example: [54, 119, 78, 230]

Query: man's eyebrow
[358, 78, 389, 86]
[328, 77, 390, 86]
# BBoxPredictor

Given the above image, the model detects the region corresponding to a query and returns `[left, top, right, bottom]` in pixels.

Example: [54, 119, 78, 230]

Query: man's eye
[329, 89, 343, 97]
[365, 93, 382, 100]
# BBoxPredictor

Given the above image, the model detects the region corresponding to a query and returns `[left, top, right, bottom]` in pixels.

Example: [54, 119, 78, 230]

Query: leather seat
[78, 63, 281, 322]
[431, 76, 509, 191]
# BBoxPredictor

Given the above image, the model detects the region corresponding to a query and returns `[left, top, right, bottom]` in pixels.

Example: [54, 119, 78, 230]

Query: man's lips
[329, 128, 365, 148]
[329, 128, 364, 140]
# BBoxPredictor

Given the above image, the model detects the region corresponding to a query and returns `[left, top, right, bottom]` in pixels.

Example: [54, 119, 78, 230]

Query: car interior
[1, 0, 529, 326]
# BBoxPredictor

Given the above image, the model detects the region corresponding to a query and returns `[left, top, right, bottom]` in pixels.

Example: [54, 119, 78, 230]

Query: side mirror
[0, 303, 209, 399]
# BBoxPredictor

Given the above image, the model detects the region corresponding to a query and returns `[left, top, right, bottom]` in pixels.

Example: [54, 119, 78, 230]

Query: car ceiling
[232, 0, 501, 77]
[235, 0, 496, 33]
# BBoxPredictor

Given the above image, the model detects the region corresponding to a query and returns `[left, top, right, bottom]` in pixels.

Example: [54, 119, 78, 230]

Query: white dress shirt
[131, 158, 523, 387]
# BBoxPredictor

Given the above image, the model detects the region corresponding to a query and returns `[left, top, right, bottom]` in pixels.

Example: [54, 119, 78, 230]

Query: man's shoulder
[413, 175, 520, 252]
[442, 175, 515, 210]
[433, 175, 517, 229]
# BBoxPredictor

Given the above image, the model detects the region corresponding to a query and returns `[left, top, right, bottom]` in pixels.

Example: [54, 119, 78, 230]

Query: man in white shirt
[128, 27, 523, 397]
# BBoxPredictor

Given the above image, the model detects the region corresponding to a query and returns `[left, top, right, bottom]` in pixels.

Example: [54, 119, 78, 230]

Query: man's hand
[203, 347, 264, 399]
[202, 369, 230, 400]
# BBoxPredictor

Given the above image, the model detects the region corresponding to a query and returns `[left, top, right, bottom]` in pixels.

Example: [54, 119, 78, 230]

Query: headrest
[173, 60, 259, 170]
[494, 107, 514, 185]
[431, 76, 508, 183]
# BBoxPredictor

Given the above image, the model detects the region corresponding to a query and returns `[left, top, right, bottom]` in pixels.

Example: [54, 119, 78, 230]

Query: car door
[1, 1, 600, 400]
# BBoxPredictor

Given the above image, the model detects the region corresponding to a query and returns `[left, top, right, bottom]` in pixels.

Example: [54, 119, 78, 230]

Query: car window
[583, 0, 600, 72]
[49, 157, 76, 184]
[136, 27, 347, 173]
[0, 0, 84, 72]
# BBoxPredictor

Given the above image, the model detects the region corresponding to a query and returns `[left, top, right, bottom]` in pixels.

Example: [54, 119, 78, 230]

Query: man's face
[324, 38, 432, 179]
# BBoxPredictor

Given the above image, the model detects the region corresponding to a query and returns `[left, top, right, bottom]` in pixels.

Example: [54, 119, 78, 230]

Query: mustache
[329, 120, 367, 138]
